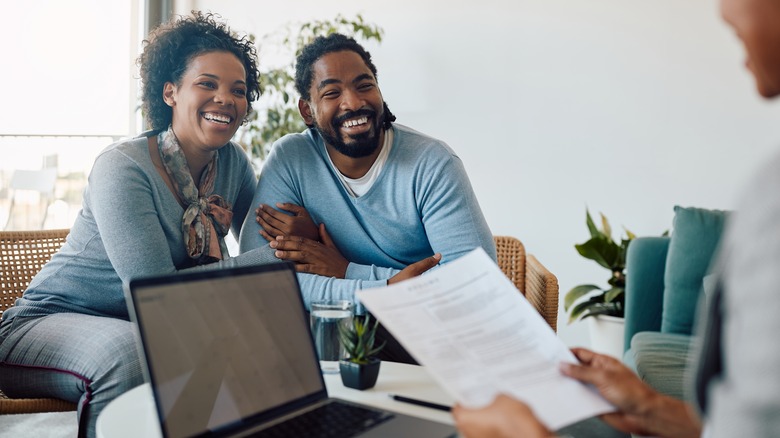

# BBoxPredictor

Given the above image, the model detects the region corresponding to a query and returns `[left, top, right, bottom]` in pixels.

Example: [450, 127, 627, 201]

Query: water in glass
[310, 302, 353, 374]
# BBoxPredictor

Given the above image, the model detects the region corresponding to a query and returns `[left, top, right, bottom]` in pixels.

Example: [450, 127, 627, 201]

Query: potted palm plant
[338, 314, 386, 390]
[564, 210, 634, 358]
[564, 210, 635, 323]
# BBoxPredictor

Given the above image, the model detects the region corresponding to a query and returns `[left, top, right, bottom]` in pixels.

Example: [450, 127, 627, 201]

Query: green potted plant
[564, 210, 636, 323]
[338, 314, 386, 390]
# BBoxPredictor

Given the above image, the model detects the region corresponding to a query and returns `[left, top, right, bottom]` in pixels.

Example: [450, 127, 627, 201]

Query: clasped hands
[256, 202, 440, 283]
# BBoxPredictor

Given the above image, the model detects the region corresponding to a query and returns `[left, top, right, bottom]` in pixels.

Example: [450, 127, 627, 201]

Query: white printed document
[356, 248, 615, 430]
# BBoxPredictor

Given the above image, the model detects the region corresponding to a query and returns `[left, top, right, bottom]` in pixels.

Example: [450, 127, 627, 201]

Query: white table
[96, 362, 455, 438]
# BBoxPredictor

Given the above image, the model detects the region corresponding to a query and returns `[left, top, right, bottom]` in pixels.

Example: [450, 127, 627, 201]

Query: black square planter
[339, 358, 381, 390]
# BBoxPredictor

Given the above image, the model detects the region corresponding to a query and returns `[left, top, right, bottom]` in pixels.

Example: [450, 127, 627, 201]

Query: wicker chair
[493, 235, 559, 332]
[0, 228, 77, 413]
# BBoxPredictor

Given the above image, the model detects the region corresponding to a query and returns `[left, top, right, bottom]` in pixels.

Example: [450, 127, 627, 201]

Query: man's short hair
[294, 33, 396, 129]
[294, 33, 379, 101]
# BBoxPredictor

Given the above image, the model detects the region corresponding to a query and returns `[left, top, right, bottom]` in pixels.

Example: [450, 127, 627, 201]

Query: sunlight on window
[1, 1, 136, 136]
[0, 0, 140, 230]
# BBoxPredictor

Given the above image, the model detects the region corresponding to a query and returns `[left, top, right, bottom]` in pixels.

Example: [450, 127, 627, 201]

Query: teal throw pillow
[661, 206, 729, 335]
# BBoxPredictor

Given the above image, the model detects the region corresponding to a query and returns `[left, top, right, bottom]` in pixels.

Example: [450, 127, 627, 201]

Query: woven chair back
[0, 228, 76, 414]
[493, 235, 559, 332]
[0, 229, 69, 318]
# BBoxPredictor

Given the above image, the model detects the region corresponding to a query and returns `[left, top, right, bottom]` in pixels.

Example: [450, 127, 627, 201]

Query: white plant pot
[587, 315, 626, 359]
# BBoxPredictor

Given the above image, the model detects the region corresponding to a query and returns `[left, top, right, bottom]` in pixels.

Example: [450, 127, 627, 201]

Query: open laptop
[125, 262, 457, 438]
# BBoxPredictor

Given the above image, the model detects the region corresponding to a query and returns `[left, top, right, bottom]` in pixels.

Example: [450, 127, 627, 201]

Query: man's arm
[306, 143, 497, 281]
[295, 253, 441, 314]
[416, 149, 496, 263]
[237, 140, 400, 308]
[238, 138, 404, 281]
[239, 134, 494, 284]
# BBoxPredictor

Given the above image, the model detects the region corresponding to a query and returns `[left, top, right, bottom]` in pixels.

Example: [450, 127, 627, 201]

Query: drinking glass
[310, 300, 354, 374]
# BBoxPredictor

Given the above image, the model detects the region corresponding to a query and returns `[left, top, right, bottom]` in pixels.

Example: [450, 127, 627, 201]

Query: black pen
[388, 394, 452, 412]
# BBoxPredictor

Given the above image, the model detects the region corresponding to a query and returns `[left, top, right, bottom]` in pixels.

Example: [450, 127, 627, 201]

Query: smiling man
[239, 33, 495, 363]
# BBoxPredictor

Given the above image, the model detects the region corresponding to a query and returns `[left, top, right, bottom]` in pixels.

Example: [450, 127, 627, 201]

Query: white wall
[190, 0, 780, 347]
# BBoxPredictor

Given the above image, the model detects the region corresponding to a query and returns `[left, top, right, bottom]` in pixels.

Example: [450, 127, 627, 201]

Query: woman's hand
[453, 394, 552, 438]
[270, 224, 349, 277]
[560, 348, 701, 437]
[256, 202, 319, 242]
[387, 254, 441, 285]
[559, 347, 656, 433]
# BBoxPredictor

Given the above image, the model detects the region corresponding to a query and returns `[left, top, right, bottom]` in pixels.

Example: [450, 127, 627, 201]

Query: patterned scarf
[158, 126, 232, 265]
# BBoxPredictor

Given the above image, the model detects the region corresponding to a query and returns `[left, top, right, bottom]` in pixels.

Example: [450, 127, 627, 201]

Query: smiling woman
[0, 12, 277, 438]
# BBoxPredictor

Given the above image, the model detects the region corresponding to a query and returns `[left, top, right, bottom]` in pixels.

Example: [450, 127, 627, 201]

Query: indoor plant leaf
[575, 237, 619, 269]
[603, 287, 624, 303]
[568, 297, 604, 323]
[338, 314, 384, 365]
[578, 307, 617, 320]
[586, 209, 601, 239]
[567, 210, 659, 323]
[600, 213, 613, 241]
[564, 284, 602, 310]
[569, 297, 622, 323]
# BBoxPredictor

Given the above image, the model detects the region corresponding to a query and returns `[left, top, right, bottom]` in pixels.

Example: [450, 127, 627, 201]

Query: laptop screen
[127, 263, 326, 438]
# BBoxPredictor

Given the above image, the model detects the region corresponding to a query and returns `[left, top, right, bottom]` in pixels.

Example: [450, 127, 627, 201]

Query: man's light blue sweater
[239, 124, 495, 310]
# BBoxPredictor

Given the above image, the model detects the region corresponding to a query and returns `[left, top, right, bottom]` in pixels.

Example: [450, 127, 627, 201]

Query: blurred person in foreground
[453, 0, 780, 436]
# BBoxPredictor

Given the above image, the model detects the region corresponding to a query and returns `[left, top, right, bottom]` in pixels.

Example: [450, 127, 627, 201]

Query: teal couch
[622, 206, 729, 399]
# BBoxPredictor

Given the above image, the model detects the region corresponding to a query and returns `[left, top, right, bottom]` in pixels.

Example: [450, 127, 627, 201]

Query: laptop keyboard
[250, 401, 395, 438]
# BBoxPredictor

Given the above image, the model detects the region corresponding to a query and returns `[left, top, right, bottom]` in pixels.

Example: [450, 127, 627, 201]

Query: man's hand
[256, 202, 319, 242]
[270, 224, 349, 277]
[453, 394, 552, 438]
[387, 253, 441, 285]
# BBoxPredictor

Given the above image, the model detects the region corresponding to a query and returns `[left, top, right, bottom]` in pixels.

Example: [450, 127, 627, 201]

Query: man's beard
[314, 108, 383, 158]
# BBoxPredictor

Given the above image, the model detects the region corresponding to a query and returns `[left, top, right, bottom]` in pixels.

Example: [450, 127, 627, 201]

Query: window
[0, 0, 143, 229]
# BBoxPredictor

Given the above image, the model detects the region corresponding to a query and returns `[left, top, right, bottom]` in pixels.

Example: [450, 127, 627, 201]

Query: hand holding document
[356, 248, 614, 430]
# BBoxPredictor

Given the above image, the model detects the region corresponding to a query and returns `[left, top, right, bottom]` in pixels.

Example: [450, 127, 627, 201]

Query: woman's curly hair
[138, 11, 260, 131]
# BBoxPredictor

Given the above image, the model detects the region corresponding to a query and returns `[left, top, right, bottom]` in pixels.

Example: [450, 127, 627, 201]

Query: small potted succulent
[338, 314, 386, 390]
